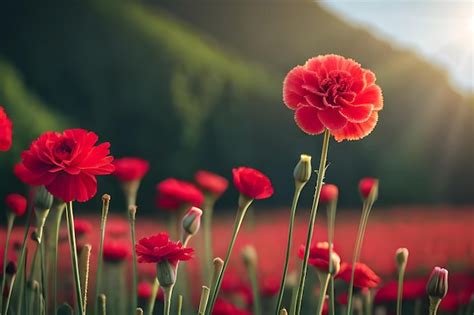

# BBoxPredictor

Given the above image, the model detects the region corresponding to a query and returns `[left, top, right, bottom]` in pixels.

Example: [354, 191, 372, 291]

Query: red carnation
[359, 177, 378, 199]
[375, 279, 426, 303]
[337, 262, 381, 289]
[74, 219, 92, 237]
[232, 167, 273, 200]
[20, 129, 115, 202]
[0, 106, 13, 151]
[103, 241, 130, 262]
[5, 193, 27, 216]
[135, 232, 193, 267]
[156, 179, 204, 211]
[283, 54, 383, 141]
[212, 298, 251, 315]
[137, 281, 152, 299]
[298, 242, 340, 274]
[194, 170, 229, 197]
[319, 184, 339, 203]
[113, 157, 149, 182]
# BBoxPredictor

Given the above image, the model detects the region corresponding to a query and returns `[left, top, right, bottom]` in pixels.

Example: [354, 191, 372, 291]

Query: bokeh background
[0, 0, 473, 212]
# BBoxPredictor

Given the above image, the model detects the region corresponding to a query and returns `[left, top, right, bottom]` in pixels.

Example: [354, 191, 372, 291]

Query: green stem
[294, 130, 331, 315]
[316, 273, 330, 315]
[248, 262, 262, 315]
[3, 274, 16, 315]
[65, 202, 84, 315]
[39, 239, 47, 313]
[94, 196, 110, 315]
[396, 266, 405, 315]
[129, 208, 138, 314]
[98, 294, 107, 315]
[198, 286, 210, 315]
[50, 203, 65, 315]
[0, 213, 15, 312]
[206, 197, 254, 313]
[326, 199, 337, 315]
[329, 277, 335, 315]
[429, 297, 441, 315]
[203, 196, 215, 285]
[275, 184, 304, 314]
[163, 286, 174, 315]
[177, 295, 183, 315]
[146, 278, 160, 315]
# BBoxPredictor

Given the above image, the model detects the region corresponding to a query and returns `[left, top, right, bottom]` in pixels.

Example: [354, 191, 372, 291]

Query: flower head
[232, 167, 273, 200]
[319, 184, 339, 203]
[135, 232, 194, 267]
[283, 54, 383, 141]
[426, 266, 448, 299]
[155, 179, 204, 211]
[74, 219, 92, 237]
[5, 193, 27, 216]
[181, 206, 203, 237]
[194, 170, 229, 197]
[20, 129, 115, 202]
[359, 177, 379, 200]
[293, 154, 312, 184]
[103, 241, 130, 263]
[298, 242, 340, 274]
[113, 157, 149, 182]
[0, 106, 13, 151]
[337, 262, 381, 289]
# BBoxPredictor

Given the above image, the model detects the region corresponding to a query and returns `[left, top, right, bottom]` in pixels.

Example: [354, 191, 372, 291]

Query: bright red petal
[339, 104, 373, 123]
[318, 108, 348, 130]
[283, 66, 307, 109]
[331, 111, 379, 142]
[354, 85, 383, 110]
[294, 106, 325, 135]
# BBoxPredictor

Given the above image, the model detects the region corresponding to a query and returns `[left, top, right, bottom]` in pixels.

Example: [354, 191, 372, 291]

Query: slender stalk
[163, 286, 174, 315]
[315, 273, 330, 315]
[274, 184, 305, 314]
[94, 195, 110, 314]
[329, 277, 335, 315]
[146, 278, 160, 315]
[294, 130, 331, 315]
[326, 199, 337, 315]
[202, 196, 216, 284]
[79, 244, 92, 312]
[428, 297, 441, 315]
[206, 197, 253, 313]
[177, 295, 183, 315]
[0, 213, 15, 312]
[396, 266, 405, 315]
[4, 273, 16, 315]
[247, 260, 262, 315]
[50, 203, 65, 315]
[128, 206, 138, 314]
[98, 294, 107, 315]
[198, 286, 210, 315]
[38, 238, 47, 312]
[65, 201, 84, 315]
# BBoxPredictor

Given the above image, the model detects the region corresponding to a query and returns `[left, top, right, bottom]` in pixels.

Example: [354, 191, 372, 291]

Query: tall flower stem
[294, 130, 331, 315]
[326, 199, 337, 315]
[428, 297, 441, 315]
[146, 278, 160, 315]
[198, 286, 210, 315]
[202, 196, 216, 284]
[396, 265, 406, 315]
[0, 213, 15, 312]
[49, 202, 65, 315]
[346, 199, 373, 315]
[274, 184, 305, 314]
[128, 206, 138, 314]
[4, 272, 16, 315]
[247, 258, 262, 315]
[65, 201, 84, 315]
[163, 286, 174, 315]
[206, 197, 254, 313]
[94, 195, 110, 315]
[316, 273, 330, 315]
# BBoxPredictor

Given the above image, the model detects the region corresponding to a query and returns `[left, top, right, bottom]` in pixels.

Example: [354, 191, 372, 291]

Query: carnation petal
[317, 108, 348, 130]
[340, 104, 373, 123]
[332, 111, 379, 142]
[354, 85, 383, 110]
[294, 106, 325, 135]
[283, 66, 307, 109]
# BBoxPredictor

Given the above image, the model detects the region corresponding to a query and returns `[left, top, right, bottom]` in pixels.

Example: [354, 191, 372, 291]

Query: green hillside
[0, 0, 472, 209]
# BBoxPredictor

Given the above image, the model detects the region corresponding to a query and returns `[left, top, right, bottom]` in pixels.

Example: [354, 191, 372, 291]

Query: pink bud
[426, 266, 448, 298]
[358, 178, 378, 200]
[319, 184, 339, 203]
[182, 206, 203, 236]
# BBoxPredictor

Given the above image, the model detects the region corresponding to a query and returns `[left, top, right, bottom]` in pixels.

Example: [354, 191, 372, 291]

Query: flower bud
[426, 266, 448, 299]
[319, 184, 338, 204]
[241, 245, 258, 268]
[395, 248, 409, 270]
[34, 186, 53, 211]
[329, 252, 341, 276]
[358, 178, 379, 201]
[293, 154, 312, 185]
[5, 193, 27, 217]
[156, 260, 177, 288]
[182, 207, 203, 237]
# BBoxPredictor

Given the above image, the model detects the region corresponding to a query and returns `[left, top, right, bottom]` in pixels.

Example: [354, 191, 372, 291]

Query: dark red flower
[298, 242, 340, 273]
[319, 184, 339, 203]
[283, 54, 383, 141]
[212, 298, 251, 315]
[135, 232, 193, 267]
[155, 178, 204, 211]
[20, 129, 115, 202]
[194, 170, 229, 197]
[74, 219, 92, 237]
[113, 157, 149, 182]
[359, 177, 378, 199]
[261, 276, 280, 297]
[103, 241, 130, 262]
[105, 219, 129, 238]
[0, 106, 13, 151]
[375, 279, 426, 303]
[13, 163, 41, 185]
[337, 262, 381, 289]
[137, 281, 152, 299]
[5, 193, 27, 216]
[232, 167, 273, 200]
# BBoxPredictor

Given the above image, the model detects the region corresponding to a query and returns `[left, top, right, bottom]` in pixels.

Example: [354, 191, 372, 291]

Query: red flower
[74, 219, 92, 237]
[20, 129, 115, 202]
[283, 54, 383, 141]
[13, 163, 40, 185]
[155, 178, 204, 211]
[261, 276, 280, 297]
[337, 262, 381, 289]
[212, 298, 251, 315]
[137, 281, 152, 299]
[0, 106, 13, 151]
[194, 170, 229, 197]
[298, 242, 340, 273]
[375, 279, 426, 303]
[232, 167, 273, 200]
[319, 184, 339, 203]
[135, 232, 193, 267]
[5, 193, 27, 216]
[359, 177, 378, 199]
[103, 241, 130, 262]
[113, 157, 149, 182]
[439, 292, 459, 312]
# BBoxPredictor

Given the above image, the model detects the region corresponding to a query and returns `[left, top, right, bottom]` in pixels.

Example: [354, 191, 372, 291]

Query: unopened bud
[293, 154, 312, 184]
[426, 266, 448, 298]
[359, 177, 379, 202]
[211, 257, 224, 289]
[34, 186, 53, 211]
[156, 260, 176, 288]
[181, 207, 202, 237]
[329, 252, 341, 276]
[319, 184, 339, 204]
[241, 245, 258, 267]
[395, 248, 409, 269]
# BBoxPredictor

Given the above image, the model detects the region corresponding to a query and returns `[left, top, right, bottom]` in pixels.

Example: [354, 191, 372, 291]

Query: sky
[321, 0, 474, 93]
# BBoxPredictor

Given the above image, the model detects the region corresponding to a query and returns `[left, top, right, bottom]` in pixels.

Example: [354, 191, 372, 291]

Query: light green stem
[327, 197, 337, 315]
[177, 295, 183, 315]
[248, 262, 262, 315]
[163, 286, 174, 315]
[329, 277, 335, 315]
[146, 278, 159, 315]
[206, 197, 254, 313]
[129, 209, 138, 314]
[94, 196, 110, 315]
[294, 130, 331, 315]
[50, 203, 65, 315]
[203, 196, 216, 284]
[275, 184, 304, 314]
[198, 286, 210, 315]
[3, 273, 15, 315]
[429, 297, 441, 315]
[0, 213, 15, 312]
[316, 273, 330, 315]
[396, 266, 405, 315]
[65, 202, 84, 315]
